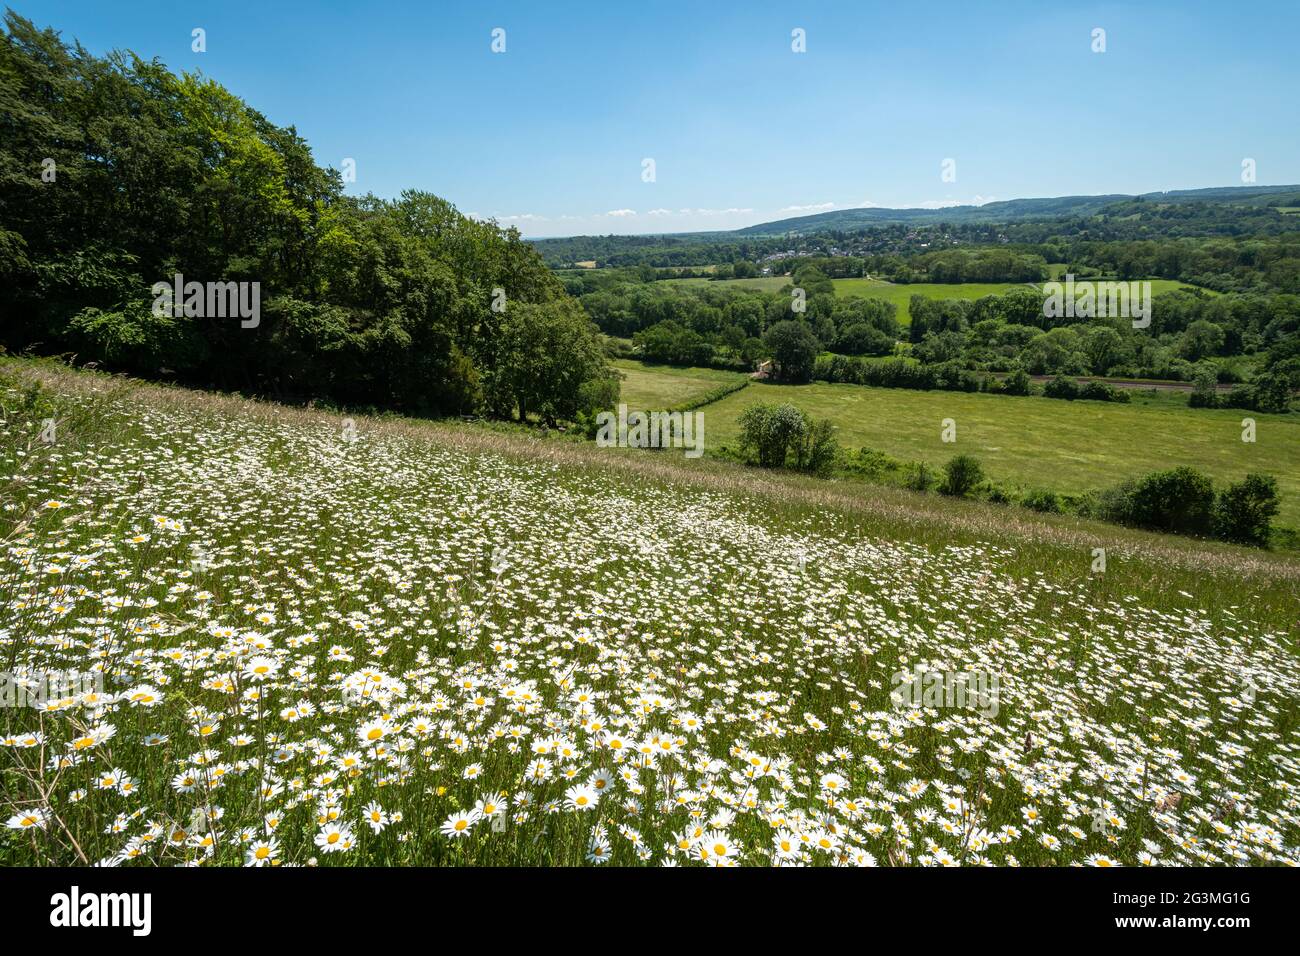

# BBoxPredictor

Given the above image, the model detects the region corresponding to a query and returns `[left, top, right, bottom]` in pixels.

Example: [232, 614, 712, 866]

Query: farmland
[610, 359, 747, 410]
[612, 360, 1300, 528]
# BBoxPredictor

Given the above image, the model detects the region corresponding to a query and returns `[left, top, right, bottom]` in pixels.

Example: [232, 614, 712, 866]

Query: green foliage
[834, 322, 895, 356]
[633, 320, 714, 366]
[1021, 489, 1062, 513]
[68, 299, 208, 372]
[0, 12, 604, 422]
[736, 402, 836, 473]
[814, 355, 983, 392]
[1189, 367, 1220, 408]
[793, 418, 839, 477]
[1251, 367, 1297, 414]
[1043, 375, 1080, 400]
[1078, 380, 1130, 403]
[1001, 368, 1031, 395]
[763, 321, 820, 384]
[842, 447, 905, 481]
[939, 454, 984, 498]
[486, 301, 607, 424]
[1213, 473, 1280, 546]
[1103, 466, 1217, 537]
[905, 461, 937, 492]
[737, 402, 807, 468]
[1092, 467, 1283, 547]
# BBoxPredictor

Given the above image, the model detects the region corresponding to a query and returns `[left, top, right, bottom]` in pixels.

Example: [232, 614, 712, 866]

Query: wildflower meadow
[3, 365, 1297, 867]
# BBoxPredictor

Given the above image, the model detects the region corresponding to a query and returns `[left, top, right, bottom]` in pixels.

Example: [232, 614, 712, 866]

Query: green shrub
[939, 454, 984, 498]
[1043, 375, 1079, 400]
[1021, 489, 1062, 513]
[738, 402, 803, 468]
[737, 402, 838, 475]
[1002, 368, 1031, 396]
[986, 484, 1012, 504]
[905, 461, 936, 492]
[1111, 466, 1216, 537]
[1188, 368, 1220, 409]
[793, 419, 840, 477]
[1078, 381, 1130, 403]
[1252, 371, 1296, 413]
[1213, 473, 1280, 546]
[844, 447, 904, 481]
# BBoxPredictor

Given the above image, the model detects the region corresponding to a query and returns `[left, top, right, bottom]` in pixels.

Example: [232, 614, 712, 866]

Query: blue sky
[21, 0, 1300, 237]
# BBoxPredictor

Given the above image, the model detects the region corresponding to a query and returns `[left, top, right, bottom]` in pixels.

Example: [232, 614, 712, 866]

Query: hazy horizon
[520, 182, 1300, 240]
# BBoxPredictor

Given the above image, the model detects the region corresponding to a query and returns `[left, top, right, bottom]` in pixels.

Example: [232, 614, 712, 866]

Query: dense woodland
[0, 13, 612, 422]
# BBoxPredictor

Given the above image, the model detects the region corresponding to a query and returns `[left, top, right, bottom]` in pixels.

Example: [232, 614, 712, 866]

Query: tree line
[576, 260, 1298, 410]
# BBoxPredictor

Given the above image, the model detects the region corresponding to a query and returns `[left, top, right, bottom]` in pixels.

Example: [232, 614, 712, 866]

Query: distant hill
[529, 183, 1300, 268]
[729, 184, 1300, 236]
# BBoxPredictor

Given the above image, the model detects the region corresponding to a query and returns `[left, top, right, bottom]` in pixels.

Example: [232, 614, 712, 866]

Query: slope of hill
[2, 360, 1298, 867]
[731, 184, 1300, 236]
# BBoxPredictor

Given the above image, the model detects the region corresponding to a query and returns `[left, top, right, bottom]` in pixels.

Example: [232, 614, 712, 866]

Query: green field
[831, 279, 1032, 323]
[703, 379, 1300, 525]
[611, 359, 747, 409]
[608, 359, 1300, 527]
[663, 275, 1209, 325]
[832, 278, 1210, 325]
[661, 275, 791, 293]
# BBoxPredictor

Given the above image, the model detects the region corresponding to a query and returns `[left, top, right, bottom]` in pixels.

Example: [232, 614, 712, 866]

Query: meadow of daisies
[2, 361, 1299, 867]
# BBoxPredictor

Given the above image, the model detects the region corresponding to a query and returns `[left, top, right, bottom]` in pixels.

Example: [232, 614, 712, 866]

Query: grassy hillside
[2, 359, 1297, 869]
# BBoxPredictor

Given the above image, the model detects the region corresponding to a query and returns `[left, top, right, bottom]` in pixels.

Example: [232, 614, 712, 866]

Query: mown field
[610, 359, 747, 410]
[661, 275, 790, 293]
[663, 276, 1210, 325]
[832, 278, 1210, 325]
[615, 361, 1300, 528]
[2, 360, 1298, 868]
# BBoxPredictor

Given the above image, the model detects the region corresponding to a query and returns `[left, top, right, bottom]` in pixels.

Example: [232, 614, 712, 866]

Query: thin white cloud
[780, 202, 835, 213]
[915, 195, 995, 209]
[605, 208, 637, 217]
